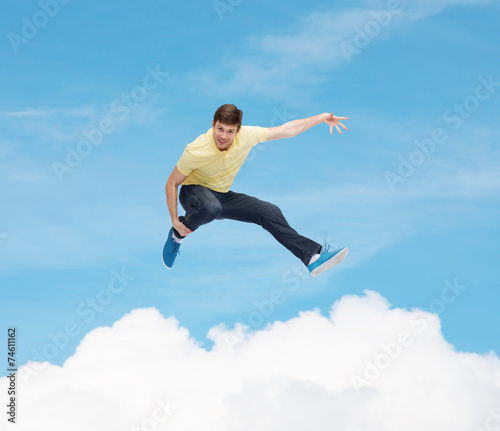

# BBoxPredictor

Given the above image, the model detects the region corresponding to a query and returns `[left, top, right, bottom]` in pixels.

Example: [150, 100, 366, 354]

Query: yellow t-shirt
[176, 126, 269, 193]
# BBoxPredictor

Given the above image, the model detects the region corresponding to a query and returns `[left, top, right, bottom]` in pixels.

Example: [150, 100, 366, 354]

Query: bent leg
[176, 185, 222, 238]
[218, 191, 321, 265]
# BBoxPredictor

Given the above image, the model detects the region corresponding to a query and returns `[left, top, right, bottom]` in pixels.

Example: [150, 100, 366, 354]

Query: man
[163, 104, 349, 276]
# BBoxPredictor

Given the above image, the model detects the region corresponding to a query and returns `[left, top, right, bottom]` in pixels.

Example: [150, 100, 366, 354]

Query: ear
[212, 120, 215, 128]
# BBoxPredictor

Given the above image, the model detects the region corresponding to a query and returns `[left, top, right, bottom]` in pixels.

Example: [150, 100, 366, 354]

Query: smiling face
[212, 121, 240, 151]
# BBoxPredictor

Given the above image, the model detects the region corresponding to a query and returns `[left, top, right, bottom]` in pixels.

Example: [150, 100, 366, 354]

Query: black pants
[175, 185, 321, 266]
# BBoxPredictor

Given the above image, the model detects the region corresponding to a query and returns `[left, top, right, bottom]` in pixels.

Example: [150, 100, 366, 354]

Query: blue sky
[1, 0, 499, 370]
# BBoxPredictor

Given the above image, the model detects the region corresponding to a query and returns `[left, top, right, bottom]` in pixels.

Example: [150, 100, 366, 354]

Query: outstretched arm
[265, 113, 348, 141]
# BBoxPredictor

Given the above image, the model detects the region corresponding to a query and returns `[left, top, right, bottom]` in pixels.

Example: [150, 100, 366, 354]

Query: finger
[336, 116, 349, 120]
[330, 125, 333, 135]
[180, 225, 192, 235]
[339, 122, 349, 130]
[335, 125, 342, 134]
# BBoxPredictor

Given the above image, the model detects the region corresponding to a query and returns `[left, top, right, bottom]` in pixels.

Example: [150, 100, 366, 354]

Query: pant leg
[217, 191, 322, 266]
[176, 185, 223, 238]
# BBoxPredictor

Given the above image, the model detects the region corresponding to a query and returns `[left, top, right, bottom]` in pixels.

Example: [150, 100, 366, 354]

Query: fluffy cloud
[190, 0, 496, 98]
[2, 290, 500, 431]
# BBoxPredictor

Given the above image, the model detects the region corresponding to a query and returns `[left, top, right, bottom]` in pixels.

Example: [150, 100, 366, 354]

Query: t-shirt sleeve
[176, 147, 197, 176]
[245, 126, 269, 147]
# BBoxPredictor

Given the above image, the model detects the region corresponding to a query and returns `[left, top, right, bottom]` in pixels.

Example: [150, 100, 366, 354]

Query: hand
[325, 113, 349, 135]
[172, 219, 192, 237]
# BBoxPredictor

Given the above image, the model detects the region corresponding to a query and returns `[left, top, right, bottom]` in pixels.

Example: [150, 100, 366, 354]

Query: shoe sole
[162, 257, 172, 269]
[162, 244, 176, 268]
[310, 247, 349, 277]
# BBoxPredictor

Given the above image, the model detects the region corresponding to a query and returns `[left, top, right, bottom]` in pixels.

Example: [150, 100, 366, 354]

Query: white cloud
[0, 107, 96, 119]
[189, 0, 496, 98]
[375, 0, 498, 21]
[3, 290, 499, 430]
[1, 70, 167, 149]
[188, 8, 392, 98]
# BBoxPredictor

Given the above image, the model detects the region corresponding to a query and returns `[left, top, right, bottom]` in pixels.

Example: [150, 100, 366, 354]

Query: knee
[200, 199, 222, 220]
[264, 202, 282, 216]
[259, 202, 283, 224]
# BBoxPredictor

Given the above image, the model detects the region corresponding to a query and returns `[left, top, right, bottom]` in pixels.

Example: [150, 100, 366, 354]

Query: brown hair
[213, 104, 243, 131]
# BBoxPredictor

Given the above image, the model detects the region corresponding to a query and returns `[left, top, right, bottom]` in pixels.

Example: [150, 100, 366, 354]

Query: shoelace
[322, 242, 331, 253]
[172, 241, 181, 256]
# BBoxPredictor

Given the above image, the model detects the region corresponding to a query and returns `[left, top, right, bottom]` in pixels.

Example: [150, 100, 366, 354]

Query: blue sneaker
[162, 227, 181, 268]
[307, 245, 349, 277]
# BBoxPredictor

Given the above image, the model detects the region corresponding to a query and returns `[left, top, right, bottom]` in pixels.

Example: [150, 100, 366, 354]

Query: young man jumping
[163, 104, 349, 276]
